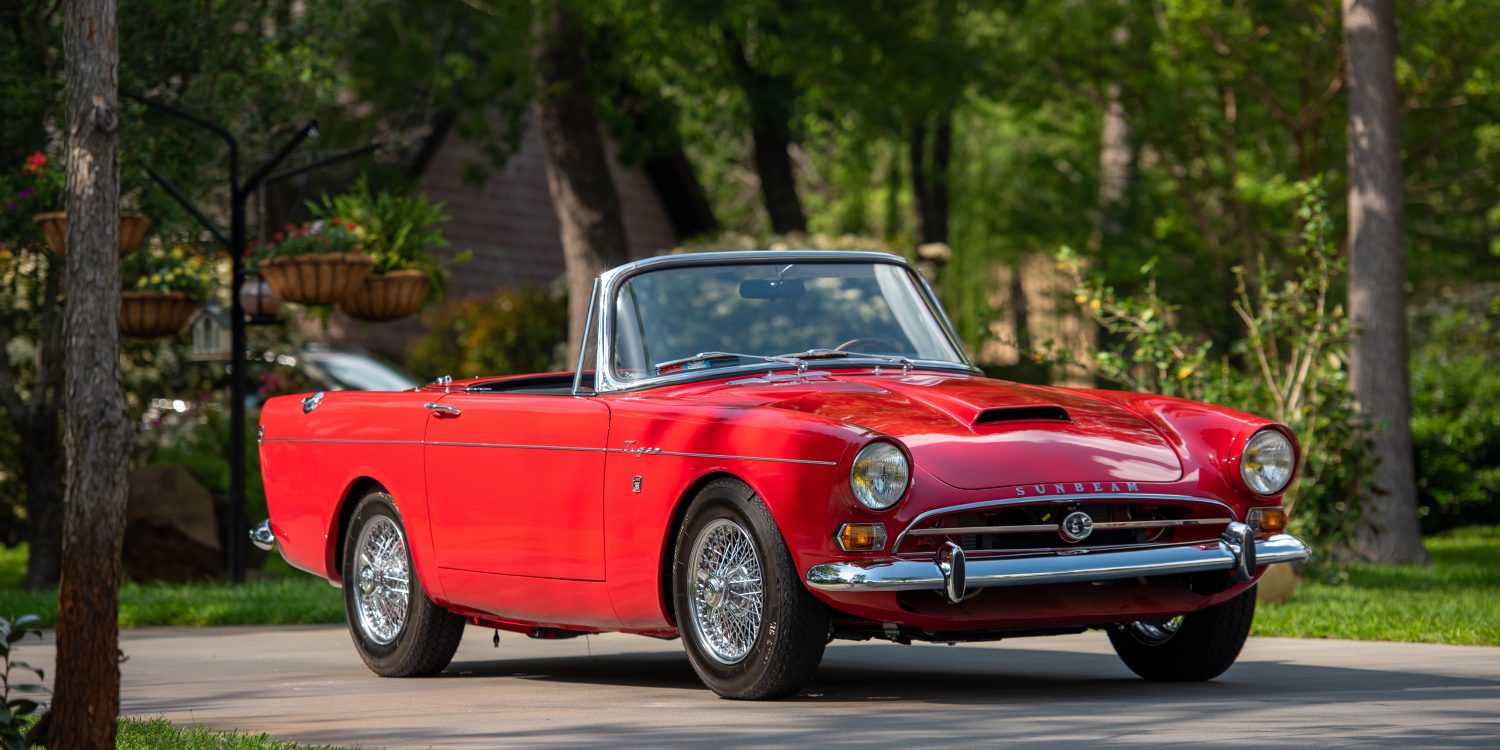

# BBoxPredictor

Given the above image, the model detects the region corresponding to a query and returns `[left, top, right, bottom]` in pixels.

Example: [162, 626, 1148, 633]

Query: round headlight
[1241, 429, 1294, 495]
[850, 441, 910, 510]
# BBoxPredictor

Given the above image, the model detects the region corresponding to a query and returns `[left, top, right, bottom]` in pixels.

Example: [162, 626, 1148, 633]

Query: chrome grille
[894, 494, 1235, 557]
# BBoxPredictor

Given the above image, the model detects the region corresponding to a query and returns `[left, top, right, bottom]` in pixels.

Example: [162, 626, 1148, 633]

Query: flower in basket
[249, 219, 364, 266]
[309, 176, 464, 305]
[124, 242, 215, 301]
[1, 150, 66, 247]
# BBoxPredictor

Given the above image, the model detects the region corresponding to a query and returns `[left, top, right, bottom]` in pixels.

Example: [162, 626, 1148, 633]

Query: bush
[1045, 180, 1371, 553]
[1410, 293, 1500, 531]
[405, 287, 568, 379]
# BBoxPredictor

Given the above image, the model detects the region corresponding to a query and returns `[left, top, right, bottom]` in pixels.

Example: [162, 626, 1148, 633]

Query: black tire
[1107, 586, 1257, 682]
[672, 478, 830, 700]
[342, 491, 465, 677]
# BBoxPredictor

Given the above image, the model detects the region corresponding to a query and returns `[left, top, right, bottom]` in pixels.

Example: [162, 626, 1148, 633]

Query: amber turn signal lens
[1248, 507, 1287, 534]
[836, 523, 888, 552]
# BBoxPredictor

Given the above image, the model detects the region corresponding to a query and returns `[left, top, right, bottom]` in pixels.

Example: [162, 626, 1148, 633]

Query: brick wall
[320, 111, 680, 360]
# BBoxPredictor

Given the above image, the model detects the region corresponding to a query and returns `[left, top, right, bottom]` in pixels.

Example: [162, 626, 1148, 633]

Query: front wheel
[672, 478, 830, 699]
[343, 490, 465, 677]
[1107, 585, 1257, 681]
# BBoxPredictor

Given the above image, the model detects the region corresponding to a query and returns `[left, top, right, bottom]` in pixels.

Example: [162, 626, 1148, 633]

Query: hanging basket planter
[119, 291, 198, 338]
[32, 211, 151, 257]
[258, 253, 372, 306]
[337, 270, 431, 323]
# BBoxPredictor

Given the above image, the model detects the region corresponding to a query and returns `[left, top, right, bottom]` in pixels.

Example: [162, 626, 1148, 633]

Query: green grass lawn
[0, 545, 342, 628]
[0, 528, 1494, 644]
[31, 718, 355, 749]
[1254, 525, 1500, 646]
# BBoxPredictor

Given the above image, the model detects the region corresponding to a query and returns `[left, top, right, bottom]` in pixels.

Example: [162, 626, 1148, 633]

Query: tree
[532, 0, 631, 359]
[1344, 0, 1427, 563]
[50, 0, 132, 744]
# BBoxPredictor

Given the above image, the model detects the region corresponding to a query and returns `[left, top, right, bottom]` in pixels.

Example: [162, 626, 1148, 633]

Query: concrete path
[27, 625, 1500, 748]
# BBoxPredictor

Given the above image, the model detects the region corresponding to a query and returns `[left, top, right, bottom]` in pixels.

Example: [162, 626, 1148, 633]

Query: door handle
[424, 402, 461, 417]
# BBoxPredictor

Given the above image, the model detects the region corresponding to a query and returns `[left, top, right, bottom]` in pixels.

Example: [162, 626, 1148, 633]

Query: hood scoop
[973, 405, 1070, 426]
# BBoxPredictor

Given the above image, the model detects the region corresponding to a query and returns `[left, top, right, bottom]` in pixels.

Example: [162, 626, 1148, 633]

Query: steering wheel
[834, 337, 902, 354]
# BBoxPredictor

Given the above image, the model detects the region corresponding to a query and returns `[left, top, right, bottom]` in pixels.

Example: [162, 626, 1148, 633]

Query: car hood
[670, 370, 1183, 490]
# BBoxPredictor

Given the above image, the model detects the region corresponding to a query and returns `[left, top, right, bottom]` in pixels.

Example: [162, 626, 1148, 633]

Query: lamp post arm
[243, 121, 319, 192]
[141, 166, 230, 250]
[265, 143, 382, 185]
[122, 90, 237, 152]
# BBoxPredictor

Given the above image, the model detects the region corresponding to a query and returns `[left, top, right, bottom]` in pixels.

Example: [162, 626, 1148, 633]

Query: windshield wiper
[776, 349, 914, 371]
[652, 351, 800, 375]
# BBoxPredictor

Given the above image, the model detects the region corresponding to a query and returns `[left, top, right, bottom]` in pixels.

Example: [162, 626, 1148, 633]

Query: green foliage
[1254, 526, 1500, 645]
[0, 613, 44, 750]
[250, 221, 362, 265]
[140, 410, 269, 529]
[105, 718, 356, 750]
[1047, 181, 1370, 551]
[0, 545, 341, 628]
[0, 152, 63, 246]
[1410, 293, 1500, 531]
[123, 242, 215, 300]
[405, 287, 568, 380]
[307, 177, 464, 300]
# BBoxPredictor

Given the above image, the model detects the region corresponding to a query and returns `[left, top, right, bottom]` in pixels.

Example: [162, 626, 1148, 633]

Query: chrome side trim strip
[891, 493, 1238, 553]
[259, 437, 836, 465]
[261, 438, 424, 446]
[428, 441, 608, 453]
[805, 532, 1311, 593]
[644, 449, 838, 466]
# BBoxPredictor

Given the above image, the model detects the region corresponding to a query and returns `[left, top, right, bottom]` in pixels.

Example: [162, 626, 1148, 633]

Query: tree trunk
[909, 111, 953, 246]
[532, 0, 631, 362]
[20, 416, 64, 591]
[1096, 82, 1134, 249]
[1343, 0, 1426, 563]
[51, 0, 131, 746]
[723, 29, 806, 234]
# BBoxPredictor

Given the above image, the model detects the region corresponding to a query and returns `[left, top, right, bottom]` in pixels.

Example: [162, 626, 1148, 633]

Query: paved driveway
[28, 625, 1500, 748]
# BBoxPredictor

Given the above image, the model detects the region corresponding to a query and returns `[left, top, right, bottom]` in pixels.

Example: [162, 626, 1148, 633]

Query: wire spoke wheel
[353, 515, 410, 645]
[687, 518, 765, 665]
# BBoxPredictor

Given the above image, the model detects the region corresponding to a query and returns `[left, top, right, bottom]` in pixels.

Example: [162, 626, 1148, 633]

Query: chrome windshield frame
[586, 250, 979, 394]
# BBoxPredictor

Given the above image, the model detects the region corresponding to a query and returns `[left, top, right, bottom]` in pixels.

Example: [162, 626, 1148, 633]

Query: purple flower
[16, 187, 34, 200]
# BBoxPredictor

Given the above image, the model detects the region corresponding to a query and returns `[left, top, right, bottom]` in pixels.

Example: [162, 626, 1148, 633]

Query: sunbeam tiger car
[255, 250, 1310, 699]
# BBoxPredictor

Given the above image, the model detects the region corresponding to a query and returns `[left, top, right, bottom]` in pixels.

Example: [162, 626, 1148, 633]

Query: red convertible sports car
[255, 250, 1310, 699]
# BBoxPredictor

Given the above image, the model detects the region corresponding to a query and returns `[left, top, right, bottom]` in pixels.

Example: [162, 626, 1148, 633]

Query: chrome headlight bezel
[1240, 428, 1295, 496]
[849, 441, 911, 510]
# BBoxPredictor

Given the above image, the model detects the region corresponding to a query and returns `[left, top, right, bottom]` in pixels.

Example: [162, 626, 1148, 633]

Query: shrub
[1045, 180, 1371, 552]
[405, 287, 568, 380]
[0, 613, 45, 749]
[1410, 293, 1500, 531]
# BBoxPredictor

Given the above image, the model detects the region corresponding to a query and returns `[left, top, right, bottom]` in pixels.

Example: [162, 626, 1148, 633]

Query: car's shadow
[438, 640, 1500, 709]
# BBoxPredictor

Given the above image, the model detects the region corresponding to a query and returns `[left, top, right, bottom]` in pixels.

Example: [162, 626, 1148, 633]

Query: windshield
[610, 261, 966, 381]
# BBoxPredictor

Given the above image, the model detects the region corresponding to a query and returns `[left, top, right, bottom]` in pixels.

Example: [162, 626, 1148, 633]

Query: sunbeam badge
[1060, 511, 1094, 543]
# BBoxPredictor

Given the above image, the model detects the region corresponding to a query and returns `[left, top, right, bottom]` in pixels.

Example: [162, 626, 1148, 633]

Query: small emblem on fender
[632, 476, 643, 493]
[1059, 511, 1094, 543]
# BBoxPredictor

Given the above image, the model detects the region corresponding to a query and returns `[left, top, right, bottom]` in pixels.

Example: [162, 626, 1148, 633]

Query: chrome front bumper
[805, 522, 1310, 604]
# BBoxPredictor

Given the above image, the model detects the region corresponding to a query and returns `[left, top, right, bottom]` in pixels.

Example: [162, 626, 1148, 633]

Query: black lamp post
[123, 91, 376, 583]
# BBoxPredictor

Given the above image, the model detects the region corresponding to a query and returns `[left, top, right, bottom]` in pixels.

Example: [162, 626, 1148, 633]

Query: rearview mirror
[739, 278, 805, 299]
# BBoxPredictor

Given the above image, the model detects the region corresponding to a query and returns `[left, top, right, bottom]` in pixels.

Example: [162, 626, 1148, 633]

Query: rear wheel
[1107, 586, 1257, 681]
[343, 491, 465, 677]
[672, 478, 830, 699]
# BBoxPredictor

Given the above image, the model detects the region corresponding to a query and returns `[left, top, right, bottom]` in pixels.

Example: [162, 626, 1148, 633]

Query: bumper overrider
[805, 521, 1310, 604]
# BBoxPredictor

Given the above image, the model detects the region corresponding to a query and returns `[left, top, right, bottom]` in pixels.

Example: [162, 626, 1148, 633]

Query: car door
[423, 392, 610, 581]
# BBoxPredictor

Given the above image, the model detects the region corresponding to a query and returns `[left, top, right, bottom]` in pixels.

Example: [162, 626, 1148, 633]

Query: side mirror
[739, 278, 805, 299]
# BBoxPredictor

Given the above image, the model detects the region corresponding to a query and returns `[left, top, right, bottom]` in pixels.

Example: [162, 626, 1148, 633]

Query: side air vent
[973, 405, 1070, 425]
